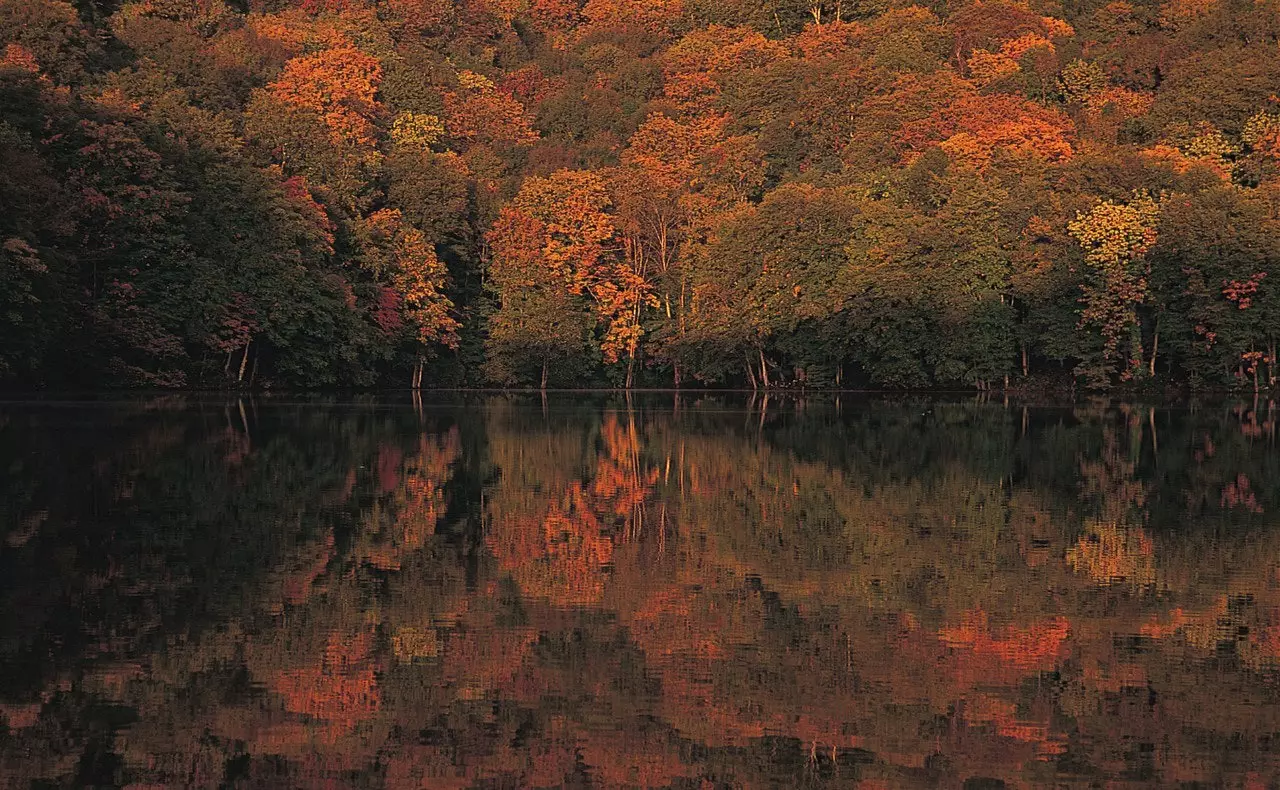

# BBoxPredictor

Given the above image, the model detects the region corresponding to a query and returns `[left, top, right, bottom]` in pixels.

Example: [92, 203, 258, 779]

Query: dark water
[1, 395, 1279, 789]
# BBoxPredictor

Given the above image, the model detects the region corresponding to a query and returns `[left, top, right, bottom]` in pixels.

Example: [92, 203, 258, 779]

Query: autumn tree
[1068, 192, 1161, 386]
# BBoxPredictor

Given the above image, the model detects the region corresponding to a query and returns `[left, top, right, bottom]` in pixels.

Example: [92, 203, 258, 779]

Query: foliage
[1, 0, 1280, 390]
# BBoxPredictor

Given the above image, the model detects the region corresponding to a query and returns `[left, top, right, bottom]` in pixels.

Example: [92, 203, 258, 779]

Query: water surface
[2, 395, 1279, 788]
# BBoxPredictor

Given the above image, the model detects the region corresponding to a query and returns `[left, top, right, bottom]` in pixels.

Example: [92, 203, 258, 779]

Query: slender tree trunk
[758, 348, 770, 389]
[540, 359, 548, 392]
[674, 362, 681, 389]
[1129, 323, 1144, 378]
[625, 357, 635, 389]
[1264, 338, 1274, 389]
[1150, 327, 1159, 378]
[1021, 342, 1029, 377]
[745, 358, 758, 390]
[237, 340, 251, 384]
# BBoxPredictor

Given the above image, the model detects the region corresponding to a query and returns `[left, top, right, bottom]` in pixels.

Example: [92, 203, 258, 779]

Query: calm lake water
[1, 395, 1279, 788]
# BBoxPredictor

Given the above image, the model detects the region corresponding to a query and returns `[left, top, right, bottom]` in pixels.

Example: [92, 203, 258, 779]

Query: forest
[2, 0, 1280, 390]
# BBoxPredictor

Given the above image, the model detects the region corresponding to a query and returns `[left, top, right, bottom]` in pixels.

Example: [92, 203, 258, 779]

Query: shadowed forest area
[0, 395, 1279, 787]
[3, 0, 1280, 391]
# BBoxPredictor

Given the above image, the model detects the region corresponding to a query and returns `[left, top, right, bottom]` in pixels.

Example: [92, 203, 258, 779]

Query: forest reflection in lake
[1, 394, 1279, 788]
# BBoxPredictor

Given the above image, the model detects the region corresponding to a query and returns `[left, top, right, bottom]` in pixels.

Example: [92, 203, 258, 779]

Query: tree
[1068, 192, 1161, 386]
[487, 170, 656, 387]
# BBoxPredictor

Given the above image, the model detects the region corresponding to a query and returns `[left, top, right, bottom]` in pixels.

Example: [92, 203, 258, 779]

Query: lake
[1, 394, 1278, 788]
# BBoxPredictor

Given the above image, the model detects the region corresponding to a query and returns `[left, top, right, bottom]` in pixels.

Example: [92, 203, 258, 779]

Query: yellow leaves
[1066, 522, 1157, 588]
[1068, 193, 1160, 365]
[1060, 59, 1155, 126]
[389, 112, 444, 150]
[1059, 59, 1109, 103]
[1159, 0, 1218, 28]
[455, 69, 495, 91]
[392, 626, 439, 661]
[1067, 192, 1160, 270]
[1243, 110, 1280, 159]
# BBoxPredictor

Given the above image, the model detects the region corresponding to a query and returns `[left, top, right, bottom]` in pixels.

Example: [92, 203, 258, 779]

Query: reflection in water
[1, 395, 1279, 788]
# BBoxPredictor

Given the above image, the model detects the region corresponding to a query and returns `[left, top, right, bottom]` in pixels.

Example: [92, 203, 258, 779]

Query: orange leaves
[579, 0, 684, 37]
[511, 170, 615, 278]
[1083, 86, 1154, 121]
[486, 484, 616, 605]
[490, 169, 656, 364]
[967, 32, 1054, 87]
[444, 69, 539, 148]
[663, 25, 788, 82]
[622, 112, 763, 210]
[951, 0, 1071, 58]
[939, 609, 1070, 672]
[790, 19, 865, 61]
[267, 45, 383, 150]
[269, 629, 381, 728]
[896, 93, 1075, 169]
[359, 430, 460, 570]
[1, 43, 40, 73]
[357, 209, 459, 349]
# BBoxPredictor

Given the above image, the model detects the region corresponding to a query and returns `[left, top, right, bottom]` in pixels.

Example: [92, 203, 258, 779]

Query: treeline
[1, 0, 1279, 390]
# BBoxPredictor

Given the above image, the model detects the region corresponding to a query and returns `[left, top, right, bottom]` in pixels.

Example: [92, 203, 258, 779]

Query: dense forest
[1, 396, 1278, 786]
[2, 0, 1280, 390]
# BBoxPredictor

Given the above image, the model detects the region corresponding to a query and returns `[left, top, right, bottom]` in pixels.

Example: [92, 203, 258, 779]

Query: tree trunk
[1149, 327, 1159, 378]
[673, 362, 681, 389]
[1021, 342, 1029, 378]
[1264, 338, 1274, 389]
[540, 359, 548, 392]
[1129, 323, 1144, 378]
[745, 359, 758, 390]
[237, 340, 251, 384]
[625, 357, 635, 389]
[758, 348, 770, 389]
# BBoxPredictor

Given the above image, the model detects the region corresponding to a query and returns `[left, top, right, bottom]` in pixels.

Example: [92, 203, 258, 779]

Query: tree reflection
[1, 396, 1280, 787]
